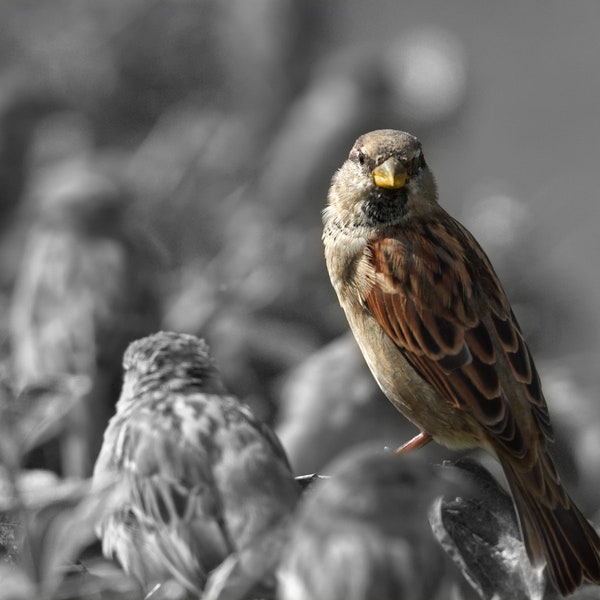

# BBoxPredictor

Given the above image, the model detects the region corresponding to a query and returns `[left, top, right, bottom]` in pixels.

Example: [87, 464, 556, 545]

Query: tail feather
[504, 453, 600, 595]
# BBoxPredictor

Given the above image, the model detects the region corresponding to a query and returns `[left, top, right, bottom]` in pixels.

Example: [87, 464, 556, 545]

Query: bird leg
[394, 432, 432, 455]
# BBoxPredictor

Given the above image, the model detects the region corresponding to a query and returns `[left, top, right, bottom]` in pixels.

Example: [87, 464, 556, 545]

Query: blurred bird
[322, 129, 600, 595]
[10, 161, 161, 477]
[278, 442, 468, 600]
[93, 331, 300, 598]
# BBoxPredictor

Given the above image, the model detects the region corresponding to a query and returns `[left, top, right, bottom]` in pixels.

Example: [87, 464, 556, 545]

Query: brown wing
[364, 216, 551, 459]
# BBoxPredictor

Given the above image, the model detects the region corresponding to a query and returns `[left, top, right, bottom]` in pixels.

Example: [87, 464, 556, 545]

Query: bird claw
[394, 432, 433, 455]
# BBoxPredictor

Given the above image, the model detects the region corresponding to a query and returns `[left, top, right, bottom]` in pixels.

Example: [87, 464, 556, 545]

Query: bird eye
[357, 151, 366, 166]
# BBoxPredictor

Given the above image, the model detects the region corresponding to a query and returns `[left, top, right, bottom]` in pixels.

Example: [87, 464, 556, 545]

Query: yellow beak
[372, 157, 408, 189]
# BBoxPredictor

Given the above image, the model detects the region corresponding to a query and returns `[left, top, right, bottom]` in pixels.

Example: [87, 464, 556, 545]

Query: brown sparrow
[93, 331, 300, 597]
[322, 129, 600, 595]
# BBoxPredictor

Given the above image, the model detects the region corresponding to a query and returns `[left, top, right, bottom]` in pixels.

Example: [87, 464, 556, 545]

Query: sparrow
[322, 129, 600, 595]
[278, 442, 468, 600]
[92, 331, 300, 597]
[10, 162, 161, 477]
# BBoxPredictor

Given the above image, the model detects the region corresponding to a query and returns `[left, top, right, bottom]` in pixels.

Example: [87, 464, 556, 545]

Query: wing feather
[96, 400, 232, 592]
[364, 216, 552, 458]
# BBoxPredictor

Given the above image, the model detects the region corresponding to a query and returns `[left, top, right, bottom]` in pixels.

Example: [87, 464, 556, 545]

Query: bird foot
[394, 432, 433, 455]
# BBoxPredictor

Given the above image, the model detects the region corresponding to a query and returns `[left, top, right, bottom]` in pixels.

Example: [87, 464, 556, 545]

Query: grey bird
[10, 162, 160, 477]
[278, 442, 467, 600]
[93, 331, 300, 598]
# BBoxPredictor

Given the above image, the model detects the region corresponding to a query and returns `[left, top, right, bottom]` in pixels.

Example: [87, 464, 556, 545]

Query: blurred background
[0, 0, 599, 527]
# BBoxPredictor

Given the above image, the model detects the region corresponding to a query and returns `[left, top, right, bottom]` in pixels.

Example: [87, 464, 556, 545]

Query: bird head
[120, 331, 227, 402]
[325, 129, 439, 229]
